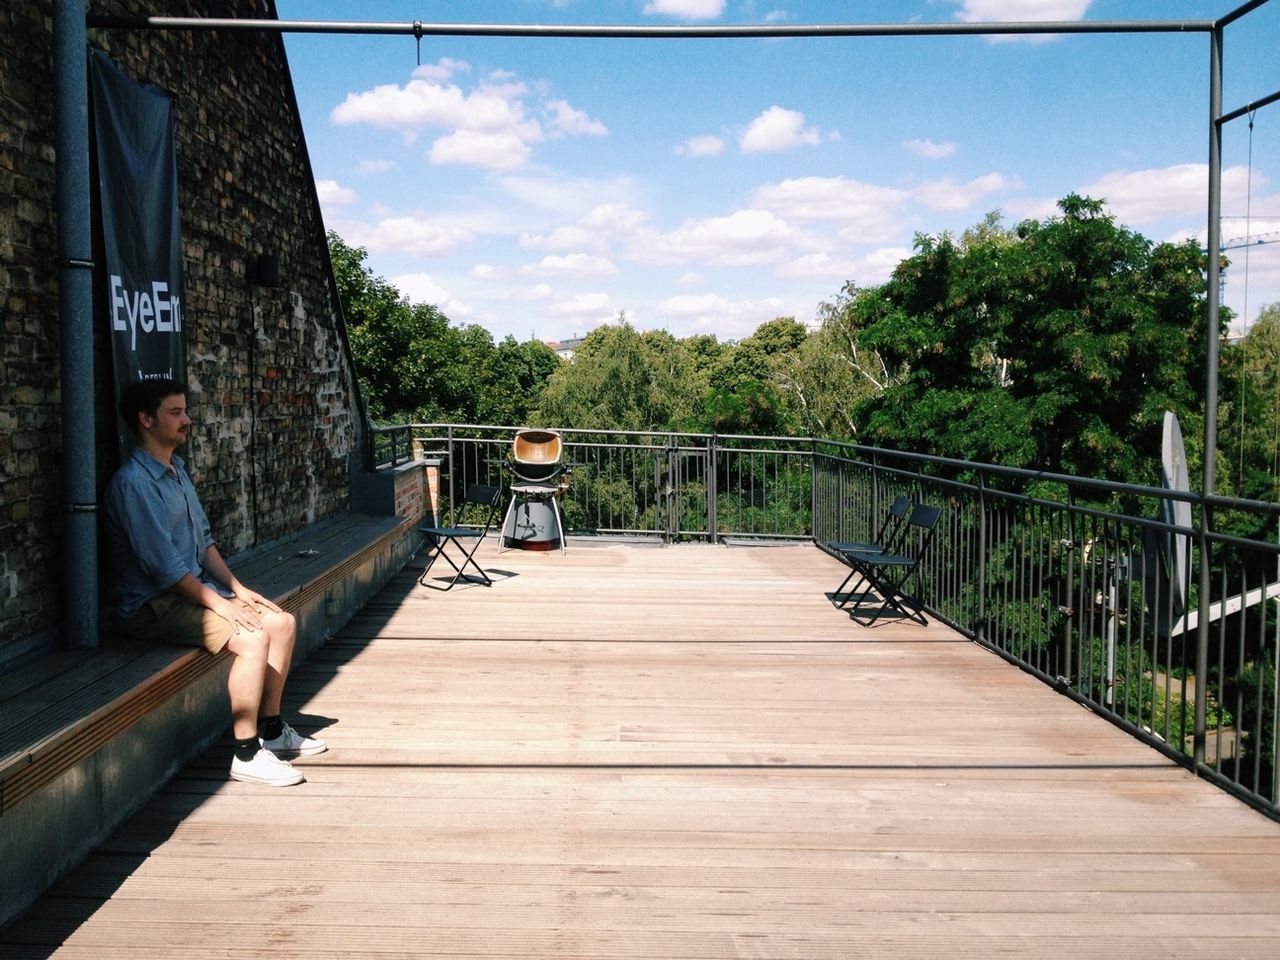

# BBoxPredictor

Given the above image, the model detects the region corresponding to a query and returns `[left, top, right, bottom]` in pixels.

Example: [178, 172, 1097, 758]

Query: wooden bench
[0, 511, 416, 924]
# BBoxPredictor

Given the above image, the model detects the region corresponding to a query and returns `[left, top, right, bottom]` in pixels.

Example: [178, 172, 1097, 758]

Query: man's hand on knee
[215, 596, 262, 635]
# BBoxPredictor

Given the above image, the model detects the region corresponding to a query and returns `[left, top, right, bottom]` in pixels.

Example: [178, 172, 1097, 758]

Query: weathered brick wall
[0, 1, 364, 667]
[393, 461, 440, 529]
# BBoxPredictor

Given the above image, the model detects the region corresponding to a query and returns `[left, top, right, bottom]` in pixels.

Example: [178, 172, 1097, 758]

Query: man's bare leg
[257, 610, 297, 719]
[225, 630, 270, 740]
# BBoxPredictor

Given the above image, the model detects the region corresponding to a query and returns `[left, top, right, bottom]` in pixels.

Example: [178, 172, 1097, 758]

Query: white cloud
[389, 272, 474, 318]
[411, 58, 470, 82]
[315, 179, 357, 207]
[338, 216, 472, 257]
[331, 61, 602, 171]
[390, 272, 449, 304]
[546, 100, 608, 138]
[953, 0, 1092, 43]
[914, 172, 1021, 211]
[752, 176, 910, 243]
[522, 253, 619, 277]
[581, 203, 650, 233]
[904, 138, 957, 159]
[1080, 163, 1256, 225]
[1003, 195, 1062, 223]
[549, 291, 615, 317]
[776, 253, 862, 280]
[676, 134, 726, 157]
[632, 209, 803, 267]
[740, 106, 827, 154]
[861, 246, 917, 284]
[655, 292, 789, 338]
[954, 0, 1092, 21]
[497, 174, 641, 218]
[332, 75, 528, 133]
[779, 247, 913, 285]
[356, 159, 398, 175]
[643, 0, 726, 20]
[429, 130, 534, 169]
[520, 203, 649, 252]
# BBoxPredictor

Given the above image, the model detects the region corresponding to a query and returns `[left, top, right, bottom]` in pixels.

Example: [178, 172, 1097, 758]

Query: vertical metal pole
[708, 435, 719, 544]
[1272, 517, 1279, 803]
[1195, 24, 1226, 768]
[977, 471, 988, 644]
[55, 0, 98, 648]
[671, 439, 678, 543]
[807, 438, 816, 543]
[446, 424, 456, 526]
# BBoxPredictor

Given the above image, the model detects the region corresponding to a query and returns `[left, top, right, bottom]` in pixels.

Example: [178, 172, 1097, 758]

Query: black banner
[90, 49, 186, 405]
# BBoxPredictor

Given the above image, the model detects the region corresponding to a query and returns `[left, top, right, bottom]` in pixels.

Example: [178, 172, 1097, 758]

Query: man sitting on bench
[104, 378, 326, 787]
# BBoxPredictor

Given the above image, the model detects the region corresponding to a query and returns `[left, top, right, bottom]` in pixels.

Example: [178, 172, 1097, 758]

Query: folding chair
[843, 504, 943, 626]
[829, 494, 911, 608]
[417, 484, 504, 590]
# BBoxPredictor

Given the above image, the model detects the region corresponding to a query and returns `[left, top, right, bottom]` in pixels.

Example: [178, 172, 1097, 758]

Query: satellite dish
[1159, 411, 1192, 614]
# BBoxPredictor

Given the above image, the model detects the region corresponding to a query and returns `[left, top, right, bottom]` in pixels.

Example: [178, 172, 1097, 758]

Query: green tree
[784, 282, 892, 440]
[534, 316, 704, 431]
[855, 197, 1222, 481]
[699, 317, 807, 435]
[1220, 303, 1280, 503]
[480, 336, 563, 427]
[328, 231, 559, 424]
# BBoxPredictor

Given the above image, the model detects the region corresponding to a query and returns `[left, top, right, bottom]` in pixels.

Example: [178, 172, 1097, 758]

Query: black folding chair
[829, 494, 911, 608]
[843, 504, 943, 626]
[417, 484, 504, 590]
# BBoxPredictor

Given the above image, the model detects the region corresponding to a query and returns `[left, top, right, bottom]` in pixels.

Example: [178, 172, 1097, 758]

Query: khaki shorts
[120, 593, 272, 654]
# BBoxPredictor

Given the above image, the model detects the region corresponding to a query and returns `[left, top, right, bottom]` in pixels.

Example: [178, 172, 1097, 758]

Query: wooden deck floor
[5, 541, 1280, 958]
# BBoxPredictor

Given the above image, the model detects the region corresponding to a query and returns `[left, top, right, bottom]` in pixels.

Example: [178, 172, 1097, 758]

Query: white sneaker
[261, 722, 328, 759]
[230, 748, 304, 787]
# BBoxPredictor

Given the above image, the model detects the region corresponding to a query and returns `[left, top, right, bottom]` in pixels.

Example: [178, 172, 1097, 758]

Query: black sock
[233, 737, 260, 762]
[260, 715, 283, 741]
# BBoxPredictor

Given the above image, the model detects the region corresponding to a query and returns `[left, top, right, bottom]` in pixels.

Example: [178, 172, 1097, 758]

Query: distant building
[545, 336, 586, 361]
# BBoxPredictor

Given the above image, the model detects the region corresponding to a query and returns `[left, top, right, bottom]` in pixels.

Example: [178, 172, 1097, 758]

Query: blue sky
[275, 0, 1278, 344]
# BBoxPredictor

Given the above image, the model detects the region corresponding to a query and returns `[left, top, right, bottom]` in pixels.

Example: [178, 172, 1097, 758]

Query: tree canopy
[849, 195, 1219, 479]
[328, 197, 1273, 496]
[329, 232, 559, 425]
[533, 318, 705, 432]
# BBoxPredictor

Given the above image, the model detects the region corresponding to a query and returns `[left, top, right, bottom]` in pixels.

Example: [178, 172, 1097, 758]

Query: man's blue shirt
[104, 447, 232, 621]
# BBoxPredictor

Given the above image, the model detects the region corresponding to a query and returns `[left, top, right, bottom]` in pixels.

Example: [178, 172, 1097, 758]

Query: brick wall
[393, 461, 440, 529]
[0, 1, 364, 666]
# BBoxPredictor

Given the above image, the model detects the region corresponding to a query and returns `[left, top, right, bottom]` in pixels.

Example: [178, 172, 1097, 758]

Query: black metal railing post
[1194, 498, 1212, 769]
[445, 424, 456, 526]
[977, 471, 988, 645]
[709, 434, 720, 544]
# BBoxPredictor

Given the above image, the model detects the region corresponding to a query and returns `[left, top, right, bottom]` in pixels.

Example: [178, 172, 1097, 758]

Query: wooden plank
[4, 541, 1280, 959]
[231, 513, 408, 602]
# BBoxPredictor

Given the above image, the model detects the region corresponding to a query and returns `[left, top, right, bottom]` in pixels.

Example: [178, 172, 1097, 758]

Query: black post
[54, 0, 98, 648]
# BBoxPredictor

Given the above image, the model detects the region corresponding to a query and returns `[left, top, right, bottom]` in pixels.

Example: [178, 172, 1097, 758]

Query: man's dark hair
[119, 378, 188, 435]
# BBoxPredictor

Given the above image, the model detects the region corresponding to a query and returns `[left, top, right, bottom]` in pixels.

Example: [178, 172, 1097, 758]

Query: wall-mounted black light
[249, 251, 281, 288]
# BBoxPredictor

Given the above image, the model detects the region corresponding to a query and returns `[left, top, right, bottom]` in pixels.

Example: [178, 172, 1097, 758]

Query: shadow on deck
[4, 541, 1280, 958]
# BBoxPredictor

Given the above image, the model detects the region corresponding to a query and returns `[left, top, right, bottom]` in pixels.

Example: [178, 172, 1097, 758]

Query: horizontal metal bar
[86, 15, 1215, 38]
[1217, 87, 1280, 125]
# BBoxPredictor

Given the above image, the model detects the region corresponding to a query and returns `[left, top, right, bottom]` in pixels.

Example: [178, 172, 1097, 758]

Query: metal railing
[371, 422, 814, 542]
[813, 439, 1280, 819]
[369, 422, 1280, 817]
